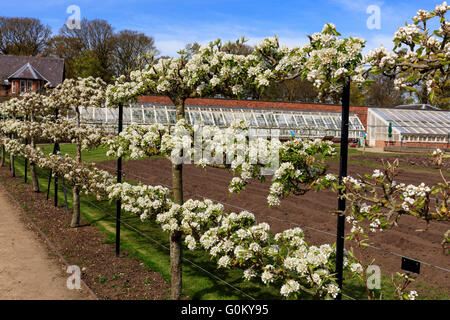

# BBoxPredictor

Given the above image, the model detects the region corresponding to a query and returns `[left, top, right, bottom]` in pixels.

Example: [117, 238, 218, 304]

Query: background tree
[50, 19, 115, 81]
[364, 75, 405, 107]
[221, 37, 254, 55]
[72, 50, 104, 78]
[111, 30, 158, 78]
[262, 78, 319, 102]
[184, 42, 201, 58]
[0, 17, 51, 55]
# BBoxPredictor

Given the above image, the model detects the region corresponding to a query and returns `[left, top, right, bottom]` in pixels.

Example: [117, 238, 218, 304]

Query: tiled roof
[0, 55, 64, 87]
[8, 62, 49, 82]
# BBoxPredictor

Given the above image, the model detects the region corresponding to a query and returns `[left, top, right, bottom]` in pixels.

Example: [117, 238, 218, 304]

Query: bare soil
[97, 155, 450, 295]
[0, 167, 169, 300]
[353, 153, 450, 171]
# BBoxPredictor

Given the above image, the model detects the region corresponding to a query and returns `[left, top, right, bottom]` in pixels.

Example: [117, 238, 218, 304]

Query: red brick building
[0, 55, 64, 100]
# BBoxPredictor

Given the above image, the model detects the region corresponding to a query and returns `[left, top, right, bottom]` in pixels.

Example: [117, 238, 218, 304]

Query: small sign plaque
[401, 257, 421, 274]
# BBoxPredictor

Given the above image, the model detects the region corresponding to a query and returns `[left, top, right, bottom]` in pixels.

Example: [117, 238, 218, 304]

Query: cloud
[364, 33, 395, 53]
[331, 0, 385, 12]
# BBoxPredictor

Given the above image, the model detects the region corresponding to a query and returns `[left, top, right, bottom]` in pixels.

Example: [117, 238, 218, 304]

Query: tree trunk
[30, 126, 39, 192]
[0, 144, 4, 167]
[10, 153, 15, 177]
[71, 185, 81, 227]
[71, 110, 82, 228]
[170, 96, 185, 300]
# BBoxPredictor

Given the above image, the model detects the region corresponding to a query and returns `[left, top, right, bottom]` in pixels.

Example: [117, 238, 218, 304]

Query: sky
[0, 0, 443, 56]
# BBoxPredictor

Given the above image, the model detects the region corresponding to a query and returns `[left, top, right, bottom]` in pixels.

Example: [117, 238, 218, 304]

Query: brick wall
[375, 140, 449, 149]
[0, 85, 8, 97]
[138, 95, 369, 128]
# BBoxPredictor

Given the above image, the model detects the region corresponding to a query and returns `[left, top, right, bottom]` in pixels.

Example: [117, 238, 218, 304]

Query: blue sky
[0, 0, 442, 56]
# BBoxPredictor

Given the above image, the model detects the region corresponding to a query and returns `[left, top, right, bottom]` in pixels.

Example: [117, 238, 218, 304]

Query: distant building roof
[394, 104, 441, 111]
[0, 55, 64, 87]
[370, 107, 450, 135]
[8, 62, 49, 82]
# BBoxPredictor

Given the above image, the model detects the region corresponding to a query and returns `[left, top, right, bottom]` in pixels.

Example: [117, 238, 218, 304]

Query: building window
[20, 80, 26, 93]
[37, 81, 40, 92]
[11, 81, 15, 94]
[27, 80, 33, 91]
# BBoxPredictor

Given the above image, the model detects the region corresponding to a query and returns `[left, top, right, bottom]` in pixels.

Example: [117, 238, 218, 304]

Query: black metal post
[46, 169, 52, 200]
[54, 109, 59, 207]
[335, 77, 350, 300]
[54, 142, 60, 207]
[9, 134, 12, 172]
[24, 115, 28, 184]
[116, 103, 123, 257]
[12, 153, 15, 177]
[24, 157, 28, 183]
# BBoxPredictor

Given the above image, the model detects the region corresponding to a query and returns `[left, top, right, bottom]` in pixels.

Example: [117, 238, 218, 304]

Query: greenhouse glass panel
[323, 116, 337, 129]
[294, 115, 306, 126]
[243, 112, 257, 126]
[167, 110, 176, 124]
[223, 112, 235, 126]
[132, 109, 143, 123]
[190, 111, 201, 124]
[202, 111, 214, 125]
[156, 109, 167, 123]
[265, 113, 276, 126]
[95, 109, 105, 121]
[233, 112, 245, 121]
[303, 115, 316, 127]
[212, 112, 225, 126]
[254, 112, 268, 127]
[285, 114, 297, 126]
[144, 109, 155, 123]
[314, 117, 325, 128]
[274, 114, 288, 127]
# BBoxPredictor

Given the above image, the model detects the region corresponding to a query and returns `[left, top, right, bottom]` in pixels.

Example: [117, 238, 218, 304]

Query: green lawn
[2, 146, 448, 300]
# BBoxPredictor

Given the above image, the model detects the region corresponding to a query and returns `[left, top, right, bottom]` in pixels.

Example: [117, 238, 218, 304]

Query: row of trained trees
[2, 11, 448, 108]
[0, 2, 448, 300]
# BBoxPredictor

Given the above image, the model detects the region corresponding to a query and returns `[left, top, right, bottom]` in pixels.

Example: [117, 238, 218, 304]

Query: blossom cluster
[364, 2, 449, 102]
[105, 24, 367, 107]
[104, 118, 336, 207]
[106, 185, 347, 299]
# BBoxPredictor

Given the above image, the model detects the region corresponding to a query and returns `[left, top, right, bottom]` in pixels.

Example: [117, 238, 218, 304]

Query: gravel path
[0, 184, 91, 300]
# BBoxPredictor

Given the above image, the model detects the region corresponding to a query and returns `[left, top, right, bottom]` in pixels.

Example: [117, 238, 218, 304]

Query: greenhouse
[367, 108, 450, 147]
[74, 103, 366, 140]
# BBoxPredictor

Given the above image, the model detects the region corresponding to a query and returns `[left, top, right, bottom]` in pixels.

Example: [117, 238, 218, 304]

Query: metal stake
[335, 77, 350, 300]
[116, 103, 123, 257]
[54, 142, 60, 207]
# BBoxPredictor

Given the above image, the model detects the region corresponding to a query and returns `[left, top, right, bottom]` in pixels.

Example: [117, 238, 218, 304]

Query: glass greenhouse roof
[75, 104, 365, 139]
[371, 108, 450, 136]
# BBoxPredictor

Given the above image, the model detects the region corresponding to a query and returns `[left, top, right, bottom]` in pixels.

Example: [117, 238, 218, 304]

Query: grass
[1, 147, 448, 300]
[38, 144, 113, 163]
